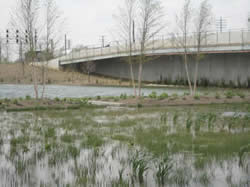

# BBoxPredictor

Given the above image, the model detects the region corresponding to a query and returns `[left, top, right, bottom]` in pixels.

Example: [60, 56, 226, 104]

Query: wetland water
[0, 84, 188, 99]
[0, 104, 250, 186]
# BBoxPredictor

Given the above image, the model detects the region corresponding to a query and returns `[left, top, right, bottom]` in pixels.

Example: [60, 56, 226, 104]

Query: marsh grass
[173, 113, 179, 126]
[1, 103, 250, 186]
[130, 151, 150, 184]
[207, 113, 217, 130]
[82, 132, 105, 148]
[61, 133, 75, 143]
[238, 144, 250, 168]
[155, 154, 173, 185]
[186, 115, 193, 131]
[160, 113, 168, 124]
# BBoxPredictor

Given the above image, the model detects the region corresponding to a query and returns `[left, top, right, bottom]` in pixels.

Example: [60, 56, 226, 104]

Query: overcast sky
[0, 0, 249, 48]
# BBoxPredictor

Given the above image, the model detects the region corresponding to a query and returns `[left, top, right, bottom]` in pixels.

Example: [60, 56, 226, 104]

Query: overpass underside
[61, 52, 250, 88]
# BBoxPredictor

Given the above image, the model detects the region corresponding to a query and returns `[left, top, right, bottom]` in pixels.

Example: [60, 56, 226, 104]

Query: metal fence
[60, 29, 250, 64]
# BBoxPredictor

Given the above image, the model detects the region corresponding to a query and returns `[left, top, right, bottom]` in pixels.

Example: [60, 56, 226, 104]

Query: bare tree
[193, 0, 212, 94]
[11, 0, 40, 99]
[137, 0, 165, 97]
[114, 0, 137, 96]
[80, 61, 96, 83]
[174, 0, 193, 95]
[41, 0, 63, 98]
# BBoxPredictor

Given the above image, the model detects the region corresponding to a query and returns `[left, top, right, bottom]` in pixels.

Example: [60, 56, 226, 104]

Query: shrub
[237, 92, 245, 99]
[114, 97, 120, 102]
[137, 103, 143, 108]
[149, 91, 157, 99]
[25, 95, 31, 100]
[120, 93, 127, 100]
[54, 97, 60, 102]
[47, 78, 52, 84]
[215, 92, 221, 99]
[96, 95, 101, 100]
[158, 93, 168, 100]
[171, 93, 178, 100]
[13, 99, 19, 105]
[194, 94, 200, 100]
[225, 91, 235, 99]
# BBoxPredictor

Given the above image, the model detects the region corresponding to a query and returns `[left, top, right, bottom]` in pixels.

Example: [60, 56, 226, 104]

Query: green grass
[82, 132, 105, 148]
[134, 126, 250, 157]
[61, 133, 75, 143]
[112, 134, 133, 142]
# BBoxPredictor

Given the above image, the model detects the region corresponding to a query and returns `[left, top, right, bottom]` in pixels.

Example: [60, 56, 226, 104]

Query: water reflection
[0, 84, 187, 99]
[0, 104, 249, 186]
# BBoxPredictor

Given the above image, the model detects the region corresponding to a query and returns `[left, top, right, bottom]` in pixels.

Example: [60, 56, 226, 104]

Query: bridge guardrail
[60, 29, 250, 64]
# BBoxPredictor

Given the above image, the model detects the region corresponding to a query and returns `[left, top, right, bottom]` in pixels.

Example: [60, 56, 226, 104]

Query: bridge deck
[60, 30, 250, 65]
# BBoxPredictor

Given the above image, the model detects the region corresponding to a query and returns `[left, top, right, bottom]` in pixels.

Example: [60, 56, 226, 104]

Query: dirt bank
[0, 63, 130, 86]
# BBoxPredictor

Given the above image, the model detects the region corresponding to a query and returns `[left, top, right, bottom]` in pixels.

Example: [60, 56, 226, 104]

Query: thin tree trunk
[41, 62, 47, 99]
[193, 54, 200, 95]
[138, 57, 143, 97]
[22, 62, 25, 77]
[129, 62, 137, 96]
[32, 62, 39, 99]
[184, 53, 193, 95]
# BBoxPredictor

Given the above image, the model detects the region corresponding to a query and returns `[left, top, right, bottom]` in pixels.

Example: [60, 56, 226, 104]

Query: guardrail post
[162, 35, 164, 48]
[205, 32, 207, 46]
[216, 31, 218, 45]
[153, 36, 154, 51]
[117, 41, 120, 54]
[229, 30, 231, 45]
[241, 29, 244, 48]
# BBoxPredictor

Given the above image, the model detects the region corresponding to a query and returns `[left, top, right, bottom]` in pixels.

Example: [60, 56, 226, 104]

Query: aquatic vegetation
[61, 133, 75, 143]
[207, 113, 217, 130]
[194, 113, 206, 132]
[238, 144, 250, 168]
[155, 154, 173, 185]
[160, 113, 168, 124]
[82, 132, 104, 147]
[173, 112, 179, 126]
[186, 114, 193, 131]
[44, 127, 56, 139]
[130, 151, 150, 184]
[0, 103, 250, 186]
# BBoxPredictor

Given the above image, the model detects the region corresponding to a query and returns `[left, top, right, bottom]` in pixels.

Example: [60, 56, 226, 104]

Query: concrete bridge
[59, 30, 250, 87]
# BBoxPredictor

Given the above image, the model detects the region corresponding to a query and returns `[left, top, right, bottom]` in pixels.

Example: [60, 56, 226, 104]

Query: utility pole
[101, 35, 105, 48]
[132, 20, 135, 43]
[6, 29, 9, 62]
[216, 16, 227, 33]
[64, 34, 67, 55]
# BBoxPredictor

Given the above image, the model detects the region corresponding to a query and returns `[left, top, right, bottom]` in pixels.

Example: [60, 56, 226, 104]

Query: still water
[0, 84, 187, 99]
[0, 104, 249, 186]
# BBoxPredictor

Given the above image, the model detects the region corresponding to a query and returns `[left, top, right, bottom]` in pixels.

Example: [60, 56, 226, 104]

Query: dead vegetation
[0, 63, 130, 86]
